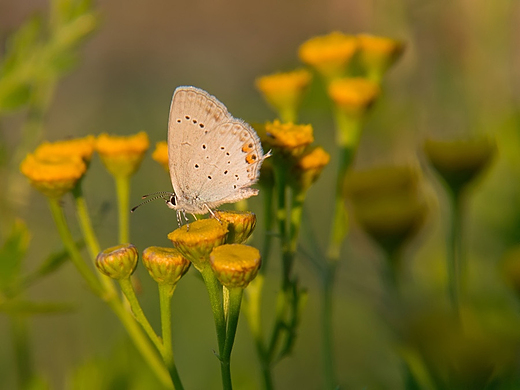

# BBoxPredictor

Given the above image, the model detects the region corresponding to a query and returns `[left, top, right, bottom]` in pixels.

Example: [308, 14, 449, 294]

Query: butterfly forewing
[168, 87, 232, 203]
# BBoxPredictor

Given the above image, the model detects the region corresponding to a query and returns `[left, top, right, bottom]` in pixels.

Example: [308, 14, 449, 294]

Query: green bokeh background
[1, 0, 520, 389]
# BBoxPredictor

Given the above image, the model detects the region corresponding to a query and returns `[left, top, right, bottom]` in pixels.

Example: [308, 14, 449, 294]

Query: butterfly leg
[204, 204, 221, 223]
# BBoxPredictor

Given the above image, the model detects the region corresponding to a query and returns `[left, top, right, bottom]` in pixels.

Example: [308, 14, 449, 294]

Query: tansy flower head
[328, 77, 380, 116]
[35, 135, 96, 163]
[424, 137, 496, 196]
[357, 34, 404, 82]
[168, 219, 228, 271]
[213, 210, 257, 244]
[96, 132, 149, 177]
[20, 153, 87, 199]
[142, 246, 190, 285]
[298, 32, 358, 81]
[152, 141, 169, 172]
[255, 69, 312, 122]
[95, 244, 139, 280]
[210, 244, 261, 289]
[290, 146, 330, 191]
[259, 120, 314, 157]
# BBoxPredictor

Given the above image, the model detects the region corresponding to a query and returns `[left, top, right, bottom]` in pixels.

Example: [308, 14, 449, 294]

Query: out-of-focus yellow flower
[290, 146, 330, 191]
[35, 135, 96, 162]
[255, 69, 312, 122]
[213, 210, 257, 244]
[328, 77, 380, 116]
[210, 244, 261, 289]
[298, 32, 358, 81]
[142, 246, 190, 285]
[20, 153, 87, 199]
[96, 132, 149, 177]
[95, 243, 139, 280]
[258, 120, 314, 157]
[168, 219, 228, 271]
[424, 137, 496, 196]
[152, 141, 169, 172]
[357, 34, 404, 82]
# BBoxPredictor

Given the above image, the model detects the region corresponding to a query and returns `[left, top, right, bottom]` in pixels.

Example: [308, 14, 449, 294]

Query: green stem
[107, 297, 173, 388]
[447, 191, 464, 318]
[321, 263, 337, 390]
[278, 107, 297, 124]
[200, 266, 230, 389]
[260, 184, 274, 273]
[118, 278, 163, 352]
[10, 315, 33, 389]
[159, 284, 184, 390]
[47, 198, 104, 296]
[221, 287, 244, 390]
[72, 184, 117, 294]
[115, 175, 130, 244]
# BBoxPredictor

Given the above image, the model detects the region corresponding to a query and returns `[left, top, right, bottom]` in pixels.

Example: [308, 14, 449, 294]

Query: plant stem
[118, 278, 163, 352]
[115, 175, 130, 244]
[200, 266, 230, 389]
[47, 198, 104, 296]
[221, 287, 244, 389]
[447, 191, 464, 318]
[10, 315, 33, 389]
[159, 284, 184, 390]
[72, 184, 117, 294]
[321, 263, 336, 390]
[260, 184, 274, 273]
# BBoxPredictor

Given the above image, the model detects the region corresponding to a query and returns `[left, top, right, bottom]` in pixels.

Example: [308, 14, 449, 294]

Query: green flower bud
[142, 246, 190, 285]
[95, 244, 138, 280]
[210, 244, 261, 289]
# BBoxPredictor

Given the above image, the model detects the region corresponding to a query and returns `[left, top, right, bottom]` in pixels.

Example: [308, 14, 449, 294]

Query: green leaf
[0, 83, 32, 112]
[0, 299, 75, 315]
[0, 219, 30, 292]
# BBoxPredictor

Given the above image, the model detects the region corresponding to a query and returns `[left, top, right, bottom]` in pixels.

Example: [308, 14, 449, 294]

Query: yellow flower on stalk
[142, 246, 191, 285]
[328, 77, 380, 116]
[298, 32, 358, 81]
[357, 34, 404, 82]
[20, 153, 87, 199]
[290, 146, 330, 191]
[210, 244, 261, 289]
[259, 120, 314, 157]
[213, 210, 257, 244]
[96, 132, 149, 177]
[255, 69, 312, 122]
[168, 219, 229, 271]
[35, 135, 96, 162]
[152, 141, 169, 172]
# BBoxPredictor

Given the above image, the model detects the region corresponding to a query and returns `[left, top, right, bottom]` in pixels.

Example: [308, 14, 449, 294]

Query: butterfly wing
[168, 86, 232, 212]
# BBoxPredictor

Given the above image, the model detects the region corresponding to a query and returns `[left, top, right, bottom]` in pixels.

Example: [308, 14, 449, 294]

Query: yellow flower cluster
[96, 132, 150, 177]
[260, 120, 314, 156]
[152, 141, 169, 172]
[35, 135, 96, 162]
[328, 77, 380, 116]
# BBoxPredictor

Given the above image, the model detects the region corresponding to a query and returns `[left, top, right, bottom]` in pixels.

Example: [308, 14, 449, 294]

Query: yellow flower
[357, 34, 404, 82]
[290, 146, 330, 191]
[210, 244, 261, 289]
[20, 153, 87, 199]
[255, 69, 312, 122]
[152, 141, 169, 172]
[34, 135, 96, 162]
[142, 246, 190, 285]
[168, 219, 228, 271]
[298, 32, 358, 81]
[96, 132, 149, 177]
[328, 77, 380, 116]
[259, 120, 314, 157]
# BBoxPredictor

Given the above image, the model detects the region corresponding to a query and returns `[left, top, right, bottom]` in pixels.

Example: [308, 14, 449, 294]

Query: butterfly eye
[168, 195, 176, 206]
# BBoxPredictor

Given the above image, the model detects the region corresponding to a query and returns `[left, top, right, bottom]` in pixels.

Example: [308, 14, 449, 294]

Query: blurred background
[1, 0, 520, 389]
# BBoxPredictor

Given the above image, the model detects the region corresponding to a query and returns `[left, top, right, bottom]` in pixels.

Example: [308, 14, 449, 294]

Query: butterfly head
[165, 193, 177, 210]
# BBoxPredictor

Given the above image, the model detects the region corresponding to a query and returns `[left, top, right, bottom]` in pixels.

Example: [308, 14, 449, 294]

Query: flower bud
[258, 120, 314, 158]
[299, 32, 358, 81]
[357, 34, 404, 82]
[142, 246, 190, 285]
[95, 244, 138, 280]
[20, 153, 87, 199]
[213, 210, 257, 244]
[168, 219, 228, 271]
[96, 132, 149, 177]
[152, 141, 169, 173]
[328, 77, 380, 117]
[210, 244, 261, 289]
[290, 146, 330, 192]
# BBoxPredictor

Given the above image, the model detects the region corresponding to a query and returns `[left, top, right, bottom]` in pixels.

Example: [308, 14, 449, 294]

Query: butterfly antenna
[131, 193, 172, 213]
